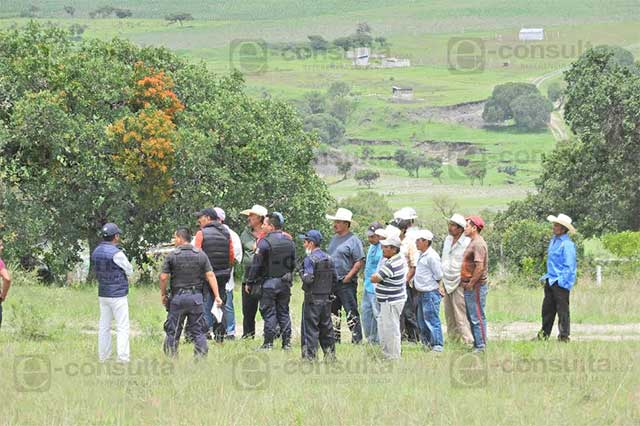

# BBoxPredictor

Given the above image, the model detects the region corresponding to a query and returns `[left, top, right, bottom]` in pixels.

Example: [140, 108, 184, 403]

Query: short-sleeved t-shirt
[327, 232, 365, 280]
[460, 235, 489, 284]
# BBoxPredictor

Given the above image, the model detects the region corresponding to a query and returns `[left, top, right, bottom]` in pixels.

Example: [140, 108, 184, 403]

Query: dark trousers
[164, 293, 208, 357]
[0, 301, 3, 329]
[301, 297, 335, 360]
[204, 276, 229, 341]
[400, 285, 420, 342]
[259, 279, 292, 346]
[242, 285, 260, 339]
[541, 280, 570, 339]
[331, 281, 363, 343]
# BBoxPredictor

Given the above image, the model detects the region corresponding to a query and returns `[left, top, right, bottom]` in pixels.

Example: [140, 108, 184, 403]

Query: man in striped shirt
[370, 235, 407, 360]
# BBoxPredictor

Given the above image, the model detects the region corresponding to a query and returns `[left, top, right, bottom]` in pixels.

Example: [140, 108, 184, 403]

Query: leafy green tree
[510, 93, 553, 130]
[482, 82, 540, 124]
[465, 162, 487, 185]
[497, 46, 640, 236]
[304, 91, 326, 114]
[394, 149, 428, 177]
[354, 169, 380, 188]
[307, 35, 329, 51]
[327, 81, 351, 98]
[64, 5, 75, 17]
[547, 81, 564, 103]
[427, 157, 443, 182]
[333, 36, 353, 53]
[340, 191, 393, 237]
[336, 159, 353, 180]
[303, 113, 345, 145]
[165, 13, 194, 26]
[0, 23, 332, 279]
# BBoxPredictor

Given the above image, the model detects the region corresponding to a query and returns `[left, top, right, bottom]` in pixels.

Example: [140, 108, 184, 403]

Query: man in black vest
[160, 227, 222, 358]
[298, 230, 337, 361]
[245, 212, 296, 350]
[194, 207, 234, 342]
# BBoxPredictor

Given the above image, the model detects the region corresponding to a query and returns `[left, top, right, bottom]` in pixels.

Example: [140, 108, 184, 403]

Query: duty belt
[173, 286, 202, 295]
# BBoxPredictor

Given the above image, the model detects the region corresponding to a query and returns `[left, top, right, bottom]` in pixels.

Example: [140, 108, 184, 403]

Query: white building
[519, 28, 544, 41]
[392, 86, 413, 100]
[382, 57, 411, 68]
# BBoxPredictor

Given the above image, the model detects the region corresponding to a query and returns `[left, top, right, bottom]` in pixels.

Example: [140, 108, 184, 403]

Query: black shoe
[225, 335, 236, 341]
[558, 336, 570, 343]
[206, 332, 213, 341]
[257, 343, 273, 351]
[282, 343, 292, 351]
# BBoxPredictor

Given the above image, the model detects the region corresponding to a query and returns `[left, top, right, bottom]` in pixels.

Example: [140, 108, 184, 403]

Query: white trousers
[98, 296, 130, 363]
[377, 299, 405, 360]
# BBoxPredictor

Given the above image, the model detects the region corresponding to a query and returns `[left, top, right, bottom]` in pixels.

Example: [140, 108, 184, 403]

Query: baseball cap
[194, 207, 218, 220]
[269, 211, 285, 226]
[299, 230, 323, 245]
[213, 207, 226, 222]
[366, 221, 384, 237]
[101, 223, 122, 238]
[466, 215, 485, 231]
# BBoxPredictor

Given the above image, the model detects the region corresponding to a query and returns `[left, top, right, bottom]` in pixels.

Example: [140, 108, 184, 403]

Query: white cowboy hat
[326, 208, 356, 224]
[448, 213, 466, 229]
[414, 229, 434, 241]
[375, 225, 401, 240]
[380, 236, 402, 248]
[394, 207, 418, 221]
[240, 204, 268, 217]
[547, 213, 576, 233]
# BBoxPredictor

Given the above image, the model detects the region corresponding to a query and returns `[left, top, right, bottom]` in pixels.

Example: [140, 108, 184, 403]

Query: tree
[327, 81, 351, 98]
[304, 91, 326, 114]
[303, 113, 345, 145]
[307, 35, 329, 51]
[510, 93, 553, 131]
[89, 6, 116, 18]
[427, 157, 443, 182]
[165, 13, 194, 26]
[356, 22, 371, 35]
[354, 169, 380, 188]
[497, 46, 640, 235]
[336, 159, 353, 180]
[0, 23, 332, 280]
[547, 81, 564, 103]
[115, 8, 132, 19]
[394, 149, 427, 178]
[340, 191, 393, 236]
[465, 162, 487, 185]
[497, 165, 518, 176]
[328, 97, 352, 124]
[333, 36, 354, 52]
[482, 82, 540, 124]
[375, 36, 388, 48]
[64, 6, 75, 17]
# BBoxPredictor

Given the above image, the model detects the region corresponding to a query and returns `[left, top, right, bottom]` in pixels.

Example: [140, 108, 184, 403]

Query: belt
[173, 286, 201, 295]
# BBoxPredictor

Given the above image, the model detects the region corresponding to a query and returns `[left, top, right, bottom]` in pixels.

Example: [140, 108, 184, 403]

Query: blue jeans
[225, 289, 235, 336]
[416, 290, 444, 350]
[464, 283, 488, 349]
[361, 291, 380, 344]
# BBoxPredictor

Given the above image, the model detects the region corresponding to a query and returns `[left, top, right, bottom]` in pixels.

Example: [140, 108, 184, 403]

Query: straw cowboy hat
[547, 213, 576, 233]
[326, 208, 357, 224]
[240, 204, 268, 217]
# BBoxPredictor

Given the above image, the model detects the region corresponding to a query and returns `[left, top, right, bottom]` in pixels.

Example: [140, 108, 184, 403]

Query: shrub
[602, 231, 640, 259]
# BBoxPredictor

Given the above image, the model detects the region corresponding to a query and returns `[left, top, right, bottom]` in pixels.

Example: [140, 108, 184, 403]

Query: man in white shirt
[91, 223, 133, 363]
[414, 230, 444, 352]
[441, 214, 473, 345]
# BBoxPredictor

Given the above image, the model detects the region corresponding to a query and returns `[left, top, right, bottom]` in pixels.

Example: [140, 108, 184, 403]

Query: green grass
[1, 273, 640, 424]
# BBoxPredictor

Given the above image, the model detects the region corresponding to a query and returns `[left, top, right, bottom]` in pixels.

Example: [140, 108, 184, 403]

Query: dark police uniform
[162, 244, 213, 357]
[246, 231, 296, 348]
[299, 248, 337, 360]
[200, 222, 232, 342]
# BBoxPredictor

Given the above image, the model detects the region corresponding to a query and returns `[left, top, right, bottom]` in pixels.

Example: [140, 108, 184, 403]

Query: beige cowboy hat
[547, 213, 576, 233]
[240, 204, 268, 217]
[326, 208, 357, 225]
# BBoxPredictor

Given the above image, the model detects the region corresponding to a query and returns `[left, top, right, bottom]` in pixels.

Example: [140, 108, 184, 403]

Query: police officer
[160, 227, 222, 358]
[245, 212, 296, 350]
[298, 230, 337, 361]
[194, 207, 234, 342]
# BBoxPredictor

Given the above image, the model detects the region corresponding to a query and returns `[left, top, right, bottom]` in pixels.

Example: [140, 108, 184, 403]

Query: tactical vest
[92, 242, 129, 298]
[169, 246, 205, 291]
[264, 233, 295, 278]
[306, 253, 334, 297]
[201, 223, 231, 280]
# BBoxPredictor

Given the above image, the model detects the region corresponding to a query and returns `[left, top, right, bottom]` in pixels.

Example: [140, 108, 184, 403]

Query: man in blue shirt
[537, 214, 578, 342]
[362, 222, 384, 344]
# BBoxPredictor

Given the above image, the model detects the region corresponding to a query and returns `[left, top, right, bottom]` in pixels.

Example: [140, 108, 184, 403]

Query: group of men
[47, 204, 577, 363]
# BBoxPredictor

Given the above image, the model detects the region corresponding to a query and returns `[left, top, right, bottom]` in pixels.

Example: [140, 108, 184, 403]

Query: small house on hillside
[519, 28, 544, 41]
[392, 86, 413, 100]
[350, 47, 370, 66]
[382, 57, 411, 68]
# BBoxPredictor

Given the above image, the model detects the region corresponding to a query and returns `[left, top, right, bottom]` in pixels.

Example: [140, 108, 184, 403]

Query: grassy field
[1, 270, 639, 425]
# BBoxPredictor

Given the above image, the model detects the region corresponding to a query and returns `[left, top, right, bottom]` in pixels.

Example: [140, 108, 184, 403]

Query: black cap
[366, 221, 384, 237]
[194, 208, 218, 220]
[101, 223, 122, 238]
